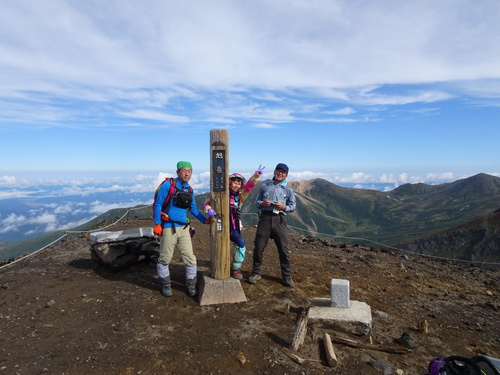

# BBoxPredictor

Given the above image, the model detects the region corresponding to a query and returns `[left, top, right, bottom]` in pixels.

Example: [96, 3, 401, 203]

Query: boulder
[89, 227, 159, 269]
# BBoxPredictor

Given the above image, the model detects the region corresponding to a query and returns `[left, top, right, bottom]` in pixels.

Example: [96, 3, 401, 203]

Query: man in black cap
[248, 163, 297, 287]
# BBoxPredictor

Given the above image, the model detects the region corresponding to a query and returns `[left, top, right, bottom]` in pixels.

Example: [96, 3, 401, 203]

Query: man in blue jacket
[153, 161, 214, 298]
[248, 163, 297, 287]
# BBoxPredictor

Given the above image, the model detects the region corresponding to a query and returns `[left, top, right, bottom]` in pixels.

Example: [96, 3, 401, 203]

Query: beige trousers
[158, 226, 196, 266]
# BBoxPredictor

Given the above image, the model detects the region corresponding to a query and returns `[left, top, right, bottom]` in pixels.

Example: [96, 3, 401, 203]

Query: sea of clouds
[0, 170, 473, 243]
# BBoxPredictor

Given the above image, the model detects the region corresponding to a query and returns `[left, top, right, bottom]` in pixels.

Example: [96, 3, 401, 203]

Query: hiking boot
[232, 268, 243, 279]
[160, 285, 173, 297]
[282, 277, 295, 288]
[247, 274, 261, 284]
[186, 277, 198, 298]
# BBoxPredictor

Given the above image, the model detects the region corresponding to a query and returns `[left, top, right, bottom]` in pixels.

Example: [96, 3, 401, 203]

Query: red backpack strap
[152, 178, 177, 221]
[160, 178, 176, 220]
[167, 178, 177, 203]
[153, 177, 169, 214]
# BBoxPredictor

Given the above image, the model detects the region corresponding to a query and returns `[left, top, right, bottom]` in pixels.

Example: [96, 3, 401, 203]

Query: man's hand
[275, 202, 286, 211]
[153, 224, 163, 236]
[207, 208, 216, 217]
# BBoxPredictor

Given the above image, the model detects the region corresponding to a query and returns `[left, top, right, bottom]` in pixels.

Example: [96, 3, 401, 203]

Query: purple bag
[428, 355, 482, 375]
[429, 357, 445, 375]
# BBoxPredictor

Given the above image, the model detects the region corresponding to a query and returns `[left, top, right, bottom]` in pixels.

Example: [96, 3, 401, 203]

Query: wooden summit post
[199, 129, 247, 306]
[209, 129, 230, 279]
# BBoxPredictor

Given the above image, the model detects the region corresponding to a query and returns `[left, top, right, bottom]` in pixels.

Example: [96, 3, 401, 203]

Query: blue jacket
[255, 179, 296, 215]
[153, 177, 207, 227]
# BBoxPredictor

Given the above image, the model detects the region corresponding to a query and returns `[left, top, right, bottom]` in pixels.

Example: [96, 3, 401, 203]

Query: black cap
[275, 163, 289, 173]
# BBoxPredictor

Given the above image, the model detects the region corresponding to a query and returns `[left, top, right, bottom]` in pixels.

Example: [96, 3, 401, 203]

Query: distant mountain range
[2, 173, 499, 263]
[242, 172, 499, 237]
[398, 208, 500, 263]
[237, 173, 500, 263]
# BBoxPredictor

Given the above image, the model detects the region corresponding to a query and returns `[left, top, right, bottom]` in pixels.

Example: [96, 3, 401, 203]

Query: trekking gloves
[205, 208, 217, 224]
[153, 224, 163, 236]
[256, 164, 265, 175]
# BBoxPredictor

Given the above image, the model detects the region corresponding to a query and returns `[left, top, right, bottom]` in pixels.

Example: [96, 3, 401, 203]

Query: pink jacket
[203, 171, 261, 215]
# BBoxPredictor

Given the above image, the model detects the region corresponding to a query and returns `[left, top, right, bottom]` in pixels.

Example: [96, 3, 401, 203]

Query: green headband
[177, 161, 192, 171]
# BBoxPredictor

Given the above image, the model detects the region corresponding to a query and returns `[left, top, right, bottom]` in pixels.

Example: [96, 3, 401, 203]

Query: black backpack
[428, 355, 482, 375]
[471, 355, 500, 375]
[152, 177, 193, 223]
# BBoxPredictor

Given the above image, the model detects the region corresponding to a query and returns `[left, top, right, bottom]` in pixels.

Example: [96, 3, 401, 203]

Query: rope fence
[1, 206, 499, 270]
[286, 224, 500, 267]
[0, 205, 150, 270]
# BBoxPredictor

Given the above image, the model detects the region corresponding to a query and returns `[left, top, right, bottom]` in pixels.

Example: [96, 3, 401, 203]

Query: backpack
[429, 355, 482, 375]
[471, 355, 500, 375]
[153, 178, 193, 223]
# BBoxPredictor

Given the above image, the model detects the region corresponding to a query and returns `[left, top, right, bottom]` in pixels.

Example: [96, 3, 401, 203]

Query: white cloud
[467, 80, 500, 98]
[1, 168, 495, 243]
[199, 171, 211, 180]
[0, 224, 20, 234]
[61, 217, 95, 230]
[327, 107, 355, 115]
[0, 170, 477, 202]
[133, 174, 151, 181]
[252, 123, 278, 129]
[423, 172, 455, 182]
[58, 184, 135, 197]
[379, 173, 414, 184]
[2, 1, 499, 97]
[0, 175, 17, 186]
[206, 117, 237, 124]
[352, 89, 455, 106]
[88, 200, 149, 215]
[0, 210, 61, 234]
[0, 213, 26, 233]
[338, 172, 374, 183]
[289, 171, 327, 180]
[186, 174, 210, 192]
[154, 172, 175, 187]
[0, 190, 35, 200]
[51, 202, 86, 215]
[28, 212, 58, 231]
[377, 172, 457, 186]
[119, 110, 189, 123]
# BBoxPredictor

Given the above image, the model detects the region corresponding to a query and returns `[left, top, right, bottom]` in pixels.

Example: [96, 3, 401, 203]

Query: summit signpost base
[199, 129, 246, 306]
[199, 276, 246, 306]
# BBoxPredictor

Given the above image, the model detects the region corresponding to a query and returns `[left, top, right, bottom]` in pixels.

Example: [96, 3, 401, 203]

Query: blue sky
[1, 0, 500, 195]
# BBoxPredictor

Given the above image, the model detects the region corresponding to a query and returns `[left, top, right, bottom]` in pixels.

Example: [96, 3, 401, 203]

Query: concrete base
[308, 299, 372, 336]
[199, 276, 247, 306]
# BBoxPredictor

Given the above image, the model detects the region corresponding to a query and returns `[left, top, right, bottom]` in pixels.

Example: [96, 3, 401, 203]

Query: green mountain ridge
[283, 173, 500, 246]
[398, 208, 500, 263]
[2, 173, 499, 263]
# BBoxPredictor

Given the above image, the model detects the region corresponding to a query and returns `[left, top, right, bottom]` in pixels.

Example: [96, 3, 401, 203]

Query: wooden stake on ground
[323, 333, 338, 367]
[418, 319, 429, 334]
[281, 347, 306, 365]
[284, 303, 291, 316]
[290, 307, 309, 352]
[329, 336, 412, 354]
[209, 129, 230, 279]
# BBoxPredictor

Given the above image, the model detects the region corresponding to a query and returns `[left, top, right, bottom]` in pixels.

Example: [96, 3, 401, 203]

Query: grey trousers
[251, 212, 291, 279]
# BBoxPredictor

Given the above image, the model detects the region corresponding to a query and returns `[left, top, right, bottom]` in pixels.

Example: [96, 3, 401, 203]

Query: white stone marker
[331, 279, 350, 308]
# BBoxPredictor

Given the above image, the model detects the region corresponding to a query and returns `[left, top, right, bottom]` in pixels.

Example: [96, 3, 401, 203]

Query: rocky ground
[1, 217, 499, 375]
